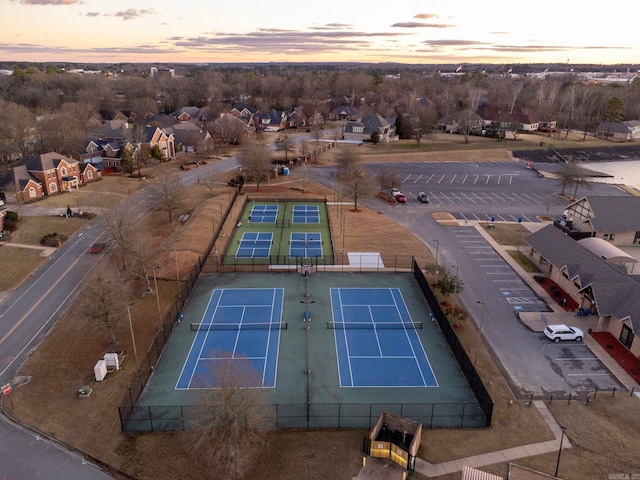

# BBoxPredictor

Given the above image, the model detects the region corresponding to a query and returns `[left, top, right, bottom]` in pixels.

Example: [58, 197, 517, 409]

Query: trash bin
[283, 167, 290, 176]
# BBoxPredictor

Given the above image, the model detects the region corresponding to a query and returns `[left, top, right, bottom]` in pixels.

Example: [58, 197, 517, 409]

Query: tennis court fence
[119, 401, 491, 433]
[412, 259, 494, 427]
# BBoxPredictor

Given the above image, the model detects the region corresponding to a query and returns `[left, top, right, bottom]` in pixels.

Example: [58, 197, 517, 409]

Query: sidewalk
[412, 401, 569, 477]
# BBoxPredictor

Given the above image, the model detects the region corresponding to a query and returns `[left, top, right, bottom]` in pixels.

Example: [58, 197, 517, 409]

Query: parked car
[88, 243, 106, 254]
[396, 193, 407, 203]
[544, 324, 584, 343]
[391, 187, 401, 197]
[417, 192, 429, 203]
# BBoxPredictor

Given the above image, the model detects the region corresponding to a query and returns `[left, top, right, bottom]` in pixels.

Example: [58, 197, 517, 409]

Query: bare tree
[200, 171, 220, 197]
[98, 201, 137, 268]
[342, 167, 373, 211]
[0, 99, 35, 161]
[238, 141, 272, 191]
[335, 147, 361, 178]
[126, 232, 158, 292]
[273, 133, 296, 161]
[78, 263, 131, 347]
[376, 165, 399, 193]
[149, 176, 185, 223]
[210, 113, 246, 145]
[185, 355, 269, 479]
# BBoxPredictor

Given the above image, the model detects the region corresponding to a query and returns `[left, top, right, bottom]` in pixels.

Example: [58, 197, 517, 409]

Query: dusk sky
[2, 0, 639, 65]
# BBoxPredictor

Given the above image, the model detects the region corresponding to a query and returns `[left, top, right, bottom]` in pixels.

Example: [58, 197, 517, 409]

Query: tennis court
[236, 232, 273, 258]
[330, 288, 437, 388]
[249, 204, 279, 223]
[289, 232, 323, 258]
[175, 288, 284, 389]
[292, 205, 320, 224]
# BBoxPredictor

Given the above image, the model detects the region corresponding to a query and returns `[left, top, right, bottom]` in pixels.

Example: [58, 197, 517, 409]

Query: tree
[437, 269, 465, 305]
[98, 201, 137, 268]
[273, 133, 296, 161]
[556, 162, 586, 196]
[121, 148, 135, 176]
[126, 232, 159, 292]
[210, 114, 246, 145]
[78, 264, 131, 347]
[238, 141, 272, 191]
[185, 355, 269, 479]
[376, 165, 399, 193]
[150, 176, 185, 223]
[342, 167, 373, 211]
[602, 96, 625, 140]
[335, 147, 361, 178]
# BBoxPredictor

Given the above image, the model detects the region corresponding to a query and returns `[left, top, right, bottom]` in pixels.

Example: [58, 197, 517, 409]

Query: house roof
[330, 106, 359, 117]
[596, 120, 640, 134]
[577, 237, 637, 264]
[345, 113, 392, 135]
[572, 196, 640, 232]
[525, 224, 640, 329]
[20, 152, 76, 171]
[512, 107, 541, 125]
[171, 106, 200, 119]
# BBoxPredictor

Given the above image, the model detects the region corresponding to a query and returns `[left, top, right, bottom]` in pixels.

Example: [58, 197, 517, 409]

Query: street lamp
[126, 303, 140, 375]
[153, 266, 163, 331]
[555, 425, 568, 477]
[75, 194, 80, 216]
[212, 211, 215, 236]
[173, 240, 180, 297]
[452, 265, 459, 296]
[433, 239, 440, 285]
[474, 301, 486, 367]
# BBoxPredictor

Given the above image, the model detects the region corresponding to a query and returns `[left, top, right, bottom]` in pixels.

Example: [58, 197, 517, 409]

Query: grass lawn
[507, 250, 542, 273]
[481, 222, 529, 247]
[8, 216, 87, 245]
[0, 247, 46, 291]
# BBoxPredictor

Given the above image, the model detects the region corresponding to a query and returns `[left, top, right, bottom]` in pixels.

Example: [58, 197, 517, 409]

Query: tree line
[1, 65, 639, 165]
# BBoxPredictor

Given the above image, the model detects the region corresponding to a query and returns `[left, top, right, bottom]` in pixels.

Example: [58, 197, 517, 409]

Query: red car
[396, 194, 407, 203]
[88, 243, 106, 254]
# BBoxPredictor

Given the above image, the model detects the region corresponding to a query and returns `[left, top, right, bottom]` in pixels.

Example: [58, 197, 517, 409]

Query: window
[87, 170, 93, 179]
[49, 182, 57, 193]
[28, 187, 36, 198]
[353, 126, 364, 133]
[60, 166, 67, 176]
[602, 233, 615, 241]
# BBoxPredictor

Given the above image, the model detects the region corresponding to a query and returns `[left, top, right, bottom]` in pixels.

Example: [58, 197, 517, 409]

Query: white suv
[544, 324, 584, 343]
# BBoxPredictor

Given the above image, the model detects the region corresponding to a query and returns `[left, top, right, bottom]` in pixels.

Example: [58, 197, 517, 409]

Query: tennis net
[326, 321, 422, 330]
[191, 322, 288, 331]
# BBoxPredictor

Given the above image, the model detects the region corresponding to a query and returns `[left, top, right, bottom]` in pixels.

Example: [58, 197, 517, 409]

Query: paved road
[0, 156, 240, 478]
[309, 161, 626, 397]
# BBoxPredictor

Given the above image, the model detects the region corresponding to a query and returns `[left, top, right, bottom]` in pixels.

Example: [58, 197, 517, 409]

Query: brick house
[0, 152, 91, 203]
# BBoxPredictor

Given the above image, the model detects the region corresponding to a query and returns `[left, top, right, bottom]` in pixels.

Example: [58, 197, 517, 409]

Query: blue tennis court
[292, 205, 320, 224]
[250, 204, 279, 223]
[236, 232, 273, 258]
[290, 232, 323, 258]
[176, 288, 284, 389]
[330, 288, 437, 388]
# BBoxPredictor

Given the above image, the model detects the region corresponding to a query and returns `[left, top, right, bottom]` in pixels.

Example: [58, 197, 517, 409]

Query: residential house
[142, 126, 175, 160]
[230, 103, 257, 119]
[165, 123, 213, 153]
[343, 114, 397, 143]
[562, 196, 640, 247]
[254, 109, 288, 132]
[211, 113, 254, 143]
[525, 224, 640, 357]
[437, 110, 483, 134]
[0, 152, 96, 203]
[329, 106, 360, 121]
[170, 107, 201, 124]
[512, 108, 541, 132]
[87, 120, 175, 161]
[596, 120, 640, 141]
[79, 162, 100, 183]
[80, 139, 133, 174]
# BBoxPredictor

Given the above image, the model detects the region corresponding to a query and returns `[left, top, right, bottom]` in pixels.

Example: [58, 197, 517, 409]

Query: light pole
[173, 240, 180, 297]
[75, 194, 80, 216]
[474, 300, 486, 367]
[555, 426, 567, 477]
[433, 239, 440, 284]
[212, 211, 215, 235]
[452, 265, 459, 296]
[126, 303, 140, 375]
[341, 212, 345, 254]
[153, 266, 163, 331]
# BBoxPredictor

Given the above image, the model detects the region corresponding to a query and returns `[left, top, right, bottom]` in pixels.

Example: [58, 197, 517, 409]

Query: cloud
[423, 39, 487, 47]
[15, 0, 79, 4]
[392, 22, 454, 28]
[113, 8, 155, 20]
[172, 27, 409, 55]
[414, 13, 438, 19]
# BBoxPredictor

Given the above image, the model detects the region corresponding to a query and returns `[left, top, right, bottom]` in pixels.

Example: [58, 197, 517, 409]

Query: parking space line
[459, 192, 478, 204]
[450, 174, 457, 184]
[426, 174, 435, 183]
[413, 174, 423, 183]
[437, 175, 446, 184]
